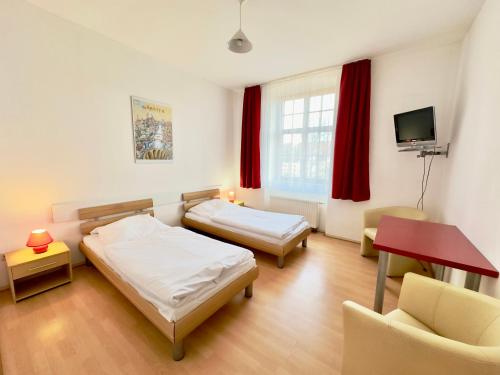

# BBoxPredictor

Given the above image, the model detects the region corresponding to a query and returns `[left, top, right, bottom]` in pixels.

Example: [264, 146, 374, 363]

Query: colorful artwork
[131, 96, 173, 162]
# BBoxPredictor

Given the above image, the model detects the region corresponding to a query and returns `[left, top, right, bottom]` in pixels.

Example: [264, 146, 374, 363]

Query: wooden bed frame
[180, 189, 312, 268]
[77, 198, 259, 361]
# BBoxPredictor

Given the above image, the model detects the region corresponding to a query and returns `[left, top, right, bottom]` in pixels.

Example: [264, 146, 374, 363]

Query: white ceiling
[28, 0, 484, 89]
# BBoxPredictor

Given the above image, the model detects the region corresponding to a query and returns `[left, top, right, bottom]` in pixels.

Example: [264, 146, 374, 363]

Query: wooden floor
[0, 233, 403, 375]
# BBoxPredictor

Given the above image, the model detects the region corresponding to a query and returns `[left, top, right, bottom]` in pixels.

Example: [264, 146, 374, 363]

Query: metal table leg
[464, 272, 481, 291]
[434, 264, 445, 281]
[374, 251, 389, 313]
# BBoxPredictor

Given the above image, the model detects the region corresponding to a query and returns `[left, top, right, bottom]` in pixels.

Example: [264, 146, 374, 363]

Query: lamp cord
[417, 146, 435, 211]
[419, 155, 426, 210]
[414, 146, 435, 273]
[239, 0, 242, 29]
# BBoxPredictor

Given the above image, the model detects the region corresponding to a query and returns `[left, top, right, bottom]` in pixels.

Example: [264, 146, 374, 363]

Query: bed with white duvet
[186, 199, 310, 241]
[83, 214, 256, 322]
[181, 196, 312, 268]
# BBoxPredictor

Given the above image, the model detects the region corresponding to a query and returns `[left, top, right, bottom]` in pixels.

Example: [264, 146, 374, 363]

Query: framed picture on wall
[131, 96, 173, 163]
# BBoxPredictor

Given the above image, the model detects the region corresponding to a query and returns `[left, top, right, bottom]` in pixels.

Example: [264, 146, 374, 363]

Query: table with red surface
[372, 216, 499, 313]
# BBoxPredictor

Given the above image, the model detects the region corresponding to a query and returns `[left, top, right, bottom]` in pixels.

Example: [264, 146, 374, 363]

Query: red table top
[373, 216, 499, 278]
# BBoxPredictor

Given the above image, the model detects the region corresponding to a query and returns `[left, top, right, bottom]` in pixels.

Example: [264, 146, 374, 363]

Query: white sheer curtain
[261, 68, 340, 201]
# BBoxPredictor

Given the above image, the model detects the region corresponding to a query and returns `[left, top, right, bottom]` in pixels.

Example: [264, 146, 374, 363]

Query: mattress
[83, 231, 256, 322]
[185, 212, 310, 246]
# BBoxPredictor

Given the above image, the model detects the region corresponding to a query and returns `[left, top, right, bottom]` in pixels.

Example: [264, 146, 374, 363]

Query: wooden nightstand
[5, 241, 72, 302]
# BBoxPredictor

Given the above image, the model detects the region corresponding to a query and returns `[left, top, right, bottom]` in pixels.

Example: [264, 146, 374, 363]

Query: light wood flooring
[0, 233, 403, 374]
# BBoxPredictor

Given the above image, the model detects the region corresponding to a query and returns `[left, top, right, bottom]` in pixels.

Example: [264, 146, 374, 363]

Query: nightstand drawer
[11, 253, 69, 280]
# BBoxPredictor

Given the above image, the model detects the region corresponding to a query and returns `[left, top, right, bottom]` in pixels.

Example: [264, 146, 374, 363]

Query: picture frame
[131, 96, 173, 163]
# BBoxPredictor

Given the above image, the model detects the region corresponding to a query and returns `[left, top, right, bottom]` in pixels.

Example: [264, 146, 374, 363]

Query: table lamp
[228, 191, 235, 203]
[26, 229, 53, 254]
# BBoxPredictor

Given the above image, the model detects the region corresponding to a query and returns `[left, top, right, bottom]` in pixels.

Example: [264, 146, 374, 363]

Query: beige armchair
[361, 206, 428, 277]
[342, 273, 500, 375]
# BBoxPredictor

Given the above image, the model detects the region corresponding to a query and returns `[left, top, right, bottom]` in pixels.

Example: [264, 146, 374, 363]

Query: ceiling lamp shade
[228, 30, 252, 53]
[26, 229, 53, 254]
[228, 0, 252, 53]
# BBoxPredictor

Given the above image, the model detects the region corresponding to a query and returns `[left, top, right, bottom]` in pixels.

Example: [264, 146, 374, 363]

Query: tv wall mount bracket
[399, 143, 450, 158]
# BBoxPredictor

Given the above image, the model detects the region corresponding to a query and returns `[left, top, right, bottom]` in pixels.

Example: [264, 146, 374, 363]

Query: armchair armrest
[363, 207, 387, 228]
[363, 207, 428, 229]
[342, 301, 499, 375]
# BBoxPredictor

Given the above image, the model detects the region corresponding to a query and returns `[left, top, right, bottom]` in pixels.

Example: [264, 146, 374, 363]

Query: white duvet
[101, 225, 254, 309]
[189, 199, 307, 239]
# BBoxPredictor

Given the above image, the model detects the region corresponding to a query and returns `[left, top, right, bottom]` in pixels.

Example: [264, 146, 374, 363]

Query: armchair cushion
[363, 227, 377, 240]
[385, 309, 435, 334]
[398, 271, 446, 329]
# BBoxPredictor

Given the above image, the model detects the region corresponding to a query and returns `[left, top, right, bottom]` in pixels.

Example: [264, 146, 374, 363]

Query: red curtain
[331, 59, 371, 201]
[240, 85, 262, 188]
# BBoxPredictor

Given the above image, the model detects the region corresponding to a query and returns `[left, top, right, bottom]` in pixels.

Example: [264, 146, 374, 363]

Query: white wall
[441, 0, 500, 297]
[232, 42, 461, 238]
[0, 1, 234, 287]
[326, 42, 461, 240]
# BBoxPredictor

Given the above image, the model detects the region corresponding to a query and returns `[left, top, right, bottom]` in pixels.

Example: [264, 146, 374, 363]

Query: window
[270, 93, 335, 197]
[261, 68, 339, 200]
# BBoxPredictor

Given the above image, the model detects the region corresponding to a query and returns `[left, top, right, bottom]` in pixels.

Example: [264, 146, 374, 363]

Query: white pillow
[188, 199, 230, 217]
[91, 214, 166, 245]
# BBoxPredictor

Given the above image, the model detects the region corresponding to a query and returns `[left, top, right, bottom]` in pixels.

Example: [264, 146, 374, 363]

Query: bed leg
[302, 238, 308, 248]
[277, 256, 284, 268]
[172, 340, 185, 361]
[244, 283, 253, 298]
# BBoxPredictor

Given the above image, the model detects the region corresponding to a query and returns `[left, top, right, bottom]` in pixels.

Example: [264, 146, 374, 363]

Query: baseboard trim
[324, 233, 361, 244]
[72, 260, 85, 268]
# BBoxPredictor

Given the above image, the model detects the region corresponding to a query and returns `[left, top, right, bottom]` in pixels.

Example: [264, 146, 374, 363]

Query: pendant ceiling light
[228, 0, 252, 53]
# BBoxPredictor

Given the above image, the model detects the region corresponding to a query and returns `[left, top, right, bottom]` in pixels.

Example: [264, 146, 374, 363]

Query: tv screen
[394, 106, 436, 147]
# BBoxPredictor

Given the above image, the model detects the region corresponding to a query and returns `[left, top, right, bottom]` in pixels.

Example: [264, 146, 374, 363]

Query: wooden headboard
[181, 189, 220, 211]
[78, 198, 154, 235]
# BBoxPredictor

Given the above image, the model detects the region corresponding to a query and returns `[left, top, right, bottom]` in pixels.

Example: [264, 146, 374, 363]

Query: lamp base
[33, 245, 48, 254]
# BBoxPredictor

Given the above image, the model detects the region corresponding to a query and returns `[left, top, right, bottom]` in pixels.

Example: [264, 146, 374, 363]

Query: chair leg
[172, 340, 184, 361]
[277, 256, 284, 268]
[245, 282, 253, 298]
[302, 238, 308, 248]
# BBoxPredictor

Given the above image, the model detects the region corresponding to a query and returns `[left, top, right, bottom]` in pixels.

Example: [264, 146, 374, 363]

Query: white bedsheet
[185, 212, 310, 245]
[189, 199, 308, 239]
[83, 227, 255, 322]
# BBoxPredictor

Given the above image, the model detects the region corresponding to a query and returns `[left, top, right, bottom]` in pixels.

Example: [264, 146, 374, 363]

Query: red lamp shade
[26, 229, 53, 254]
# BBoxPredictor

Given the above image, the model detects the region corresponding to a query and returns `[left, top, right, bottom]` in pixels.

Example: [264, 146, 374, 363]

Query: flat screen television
[394, 106, 436, 148]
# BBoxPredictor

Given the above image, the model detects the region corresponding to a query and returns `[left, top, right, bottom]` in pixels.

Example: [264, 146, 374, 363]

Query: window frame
[269, 90, 337, 199]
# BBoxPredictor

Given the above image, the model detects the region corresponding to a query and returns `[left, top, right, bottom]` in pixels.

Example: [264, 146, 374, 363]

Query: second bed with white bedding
[83, 216, 256, 322]
[181, 197, 312, 268]
[185, 212, 310, 245]
[187, 199, 310, 240]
